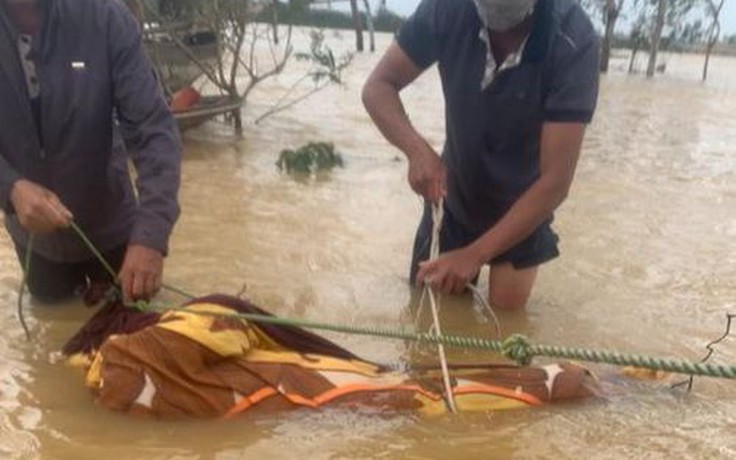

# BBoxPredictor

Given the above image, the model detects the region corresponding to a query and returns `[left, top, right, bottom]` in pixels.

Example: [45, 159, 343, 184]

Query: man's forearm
[363, 71, 446, 201]
[469, 174, 570, 265]
[362, 79, 427, 160]
[470, 122, 586, 264]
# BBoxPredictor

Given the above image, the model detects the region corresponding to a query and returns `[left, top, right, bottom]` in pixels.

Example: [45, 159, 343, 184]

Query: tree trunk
[271, 0, 279, 45]
[600, 0, 621, 73]
[628, 46, 639, 73]
[232, 109, 243, 136]
[702, 0, 724, 82]
[646, 0, 666, 78]
[703, 41, 715, 81]
[349, 0, 364, 52]
[362, 0, 375, 52]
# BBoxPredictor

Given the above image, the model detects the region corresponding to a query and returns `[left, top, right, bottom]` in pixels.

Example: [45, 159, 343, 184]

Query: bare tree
[601, 0, 625, 72]
[143, 0, 292, 132]
[143, 0, 349, 134]
[577, 0, 625, 72]
[702, 0, 725, 81]
[362, 0, 376, 52]
[641, 0, 698, 77]
[349, 0, 364, 52]
[646, 0, 667, 77]
[271, 0, 280, 45]
[628, 11, 649, 73]
[255, 30, 353, 123]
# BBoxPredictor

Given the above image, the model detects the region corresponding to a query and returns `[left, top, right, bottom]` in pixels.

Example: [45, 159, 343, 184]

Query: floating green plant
[276, 142, 344, 174]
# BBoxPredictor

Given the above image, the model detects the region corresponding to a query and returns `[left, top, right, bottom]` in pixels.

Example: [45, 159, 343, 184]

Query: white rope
[412, 199, 504, 412]
[468, 283, 502, 339]
[420, 200, 457, 413]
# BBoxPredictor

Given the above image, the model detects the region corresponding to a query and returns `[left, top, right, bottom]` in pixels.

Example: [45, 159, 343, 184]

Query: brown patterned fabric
[64, 295, 601, 419]
[187, 294, 364, 362]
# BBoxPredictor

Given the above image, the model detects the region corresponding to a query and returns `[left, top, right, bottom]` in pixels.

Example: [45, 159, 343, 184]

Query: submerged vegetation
[255, 30, 353, 124]
[276, 142, 344, 174]
[137, 0, 354, 134]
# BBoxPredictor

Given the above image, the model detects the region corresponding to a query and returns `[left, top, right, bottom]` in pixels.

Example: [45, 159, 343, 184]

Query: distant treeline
[610, 34, 736, 56]
[714, 43, 736, 57]
[256, 2, 405, 34]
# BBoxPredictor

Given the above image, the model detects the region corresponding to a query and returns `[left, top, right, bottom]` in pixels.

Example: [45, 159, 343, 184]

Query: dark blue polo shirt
[398, 0, 600, 236]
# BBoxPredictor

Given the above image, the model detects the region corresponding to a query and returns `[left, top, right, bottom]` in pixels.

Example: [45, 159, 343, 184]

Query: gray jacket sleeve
[0, 155, 20, 212]
[107, 0, 181, 255]
[0, 11, 20, 212]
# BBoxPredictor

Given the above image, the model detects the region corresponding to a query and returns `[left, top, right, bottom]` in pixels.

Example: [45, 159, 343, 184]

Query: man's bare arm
[362, 41, 445, 201]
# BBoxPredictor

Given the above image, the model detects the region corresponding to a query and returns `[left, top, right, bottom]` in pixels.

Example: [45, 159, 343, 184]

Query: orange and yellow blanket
[64, 295, 600, 418]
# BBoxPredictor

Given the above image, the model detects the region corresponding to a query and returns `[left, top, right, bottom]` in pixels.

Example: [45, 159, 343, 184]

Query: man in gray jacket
[0, 0, 181, 303]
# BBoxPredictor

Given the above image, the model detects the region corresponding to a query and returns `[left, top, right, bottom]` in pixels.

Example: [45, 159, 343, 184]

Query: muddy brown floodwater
[1, 30, 735, 459]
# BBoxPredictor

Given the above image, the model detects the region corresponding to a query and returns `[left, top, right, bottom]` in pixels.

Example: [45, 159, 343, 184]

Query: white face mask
[473, 0, 536, 32]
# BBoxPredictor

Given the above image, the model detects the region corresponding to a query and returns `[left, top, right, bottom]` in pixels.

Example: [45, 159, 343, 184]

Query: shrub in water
[277, 142, 344, 174]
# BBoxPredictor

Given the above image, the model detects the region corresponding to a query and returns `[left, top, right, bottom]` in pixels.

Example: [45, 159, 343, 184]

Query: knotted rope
[416, 200, 457, 412]
[129, 302, 736, 380]
[14, 222, 736, 382]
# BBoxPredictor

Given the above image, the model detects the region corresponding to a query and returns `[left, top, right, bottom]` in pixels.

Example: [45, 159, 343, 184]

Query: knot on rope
[131, 300, 150, 312]
[502, 334, 534, 366]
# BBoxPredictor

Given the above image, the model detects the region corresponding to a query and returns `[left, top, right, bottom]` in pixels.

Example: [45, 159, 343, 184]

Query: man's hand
[416, 246, 483, 295]
[10, 179, 73, 234]
[408, 146, 446, 203]
[118, 244, 163, 303]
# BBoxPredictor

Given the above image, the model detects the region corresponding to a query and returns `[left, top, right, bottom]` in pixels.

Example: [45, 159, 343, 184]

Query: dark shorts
[14, 243, 127, 303]
[409, 203, 559, 284]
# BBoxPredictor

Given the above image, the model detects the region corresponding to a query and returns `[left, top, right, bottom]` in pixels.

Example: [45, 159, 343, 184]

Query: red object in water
[170, 87, 201, 113]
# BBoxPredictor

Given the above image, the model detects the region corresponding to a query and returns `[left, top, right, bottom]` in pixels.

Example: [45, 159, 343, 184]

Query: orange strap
[224, 387, 279, 419]
[453, 384, 543, 406]
[224, 382, 542, 418]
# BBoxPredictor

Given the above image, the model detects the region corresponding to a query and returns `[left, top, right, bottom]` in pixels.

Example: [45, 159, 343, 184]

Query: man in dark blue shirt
[363, 0, 599, 309]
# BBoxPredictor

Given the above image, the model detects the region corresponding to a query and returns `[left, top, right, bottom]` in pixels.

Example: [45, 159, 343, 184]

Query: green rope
[17, 235, 34, 341]
[69, 222, 118, 280]
[135, 303, 736, 380]
[69, 222, 196, 300]
[161, 283, 195, 300]
[61, 222, 736, 380]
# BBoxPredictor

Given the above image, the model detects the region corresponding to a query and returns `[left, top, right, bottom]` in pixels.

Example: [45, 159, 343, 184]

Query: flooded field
[1, 30, 735, 459]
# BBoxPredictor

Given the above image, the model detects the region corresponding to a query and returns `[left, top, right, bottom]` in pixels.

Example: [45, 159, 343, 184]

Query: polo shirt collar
[478, 29, 530, 90]
[476, 0, 554, 90]
[522, 0, 554, 64]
